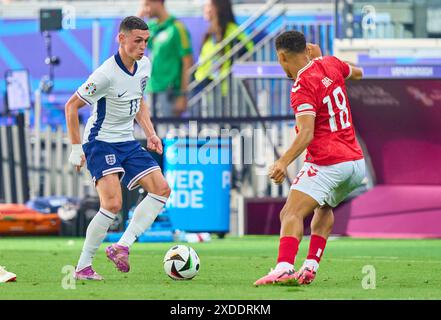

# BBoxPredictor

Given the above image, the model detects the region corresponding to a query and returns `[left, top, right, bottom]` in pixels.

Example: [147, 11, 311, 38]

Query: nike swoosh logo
[118, 91, 128, 98]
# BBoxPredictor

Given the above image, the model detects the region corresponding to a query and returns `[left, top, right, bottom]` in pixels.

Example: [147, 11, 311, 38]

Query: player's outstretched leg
[75, 174, 121, 280]
[107, 171, 170, 273]
[254, 190, 319, 286]
[295, 206, 334, 285]
[75, 207, 117, 281]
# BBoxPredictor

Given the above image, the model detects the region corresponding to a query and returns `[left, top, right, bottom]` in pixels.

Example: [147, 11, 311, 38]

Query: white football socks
[118, 193, 168, 248]
[76, 208, 115, 272]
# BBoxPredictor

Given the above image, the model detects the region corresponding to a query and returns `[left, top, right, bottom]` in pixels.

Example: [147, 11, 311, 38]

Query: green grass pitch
[1, 236, 440, 300]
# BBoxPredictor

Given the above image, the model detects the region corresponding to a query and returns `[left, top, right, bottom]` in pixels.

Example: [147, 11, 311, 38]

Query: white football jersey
[76, 52, 151, 143]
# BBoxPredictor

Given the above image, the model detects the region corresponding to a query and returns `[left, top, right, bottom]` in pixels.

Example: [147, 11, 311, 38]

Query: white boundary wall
[334, 38, 441, 63]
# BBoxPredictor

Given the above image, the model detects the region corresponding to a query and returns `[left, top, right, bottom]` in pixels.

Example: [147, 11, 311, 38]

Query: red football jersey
[290, 56, 364, 165]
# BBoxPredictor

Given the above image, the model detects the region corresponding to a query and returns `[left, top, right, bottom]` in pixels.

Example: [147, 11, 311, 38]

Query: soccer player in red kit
[254, 31, 365, 286]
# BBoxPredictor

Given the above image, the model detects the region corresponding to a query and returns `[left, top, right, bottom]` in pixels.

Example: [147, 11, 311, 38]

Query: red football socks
[307, 234, 327, 263]
[277, 236, 300, 264]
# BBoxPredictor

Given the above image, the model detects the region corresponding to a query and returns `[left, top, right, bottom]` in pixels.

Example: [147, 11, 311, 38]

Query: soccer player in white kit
[65, 16, 171, 280]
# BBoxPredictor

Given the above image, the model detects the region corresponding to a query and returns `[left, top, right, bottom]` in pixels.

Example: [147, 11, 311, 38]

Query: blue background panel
[163, 138, 232, 233]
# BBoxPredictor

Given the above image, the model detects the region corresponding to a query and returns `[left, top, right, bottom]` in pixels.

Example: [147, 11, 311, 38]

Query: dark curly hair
[275, 31, 306, 54]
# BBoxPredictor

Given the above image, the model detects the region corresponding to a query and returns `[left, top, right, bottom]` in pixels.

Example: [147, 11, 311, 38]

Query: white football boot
[0, 266, 16, 283]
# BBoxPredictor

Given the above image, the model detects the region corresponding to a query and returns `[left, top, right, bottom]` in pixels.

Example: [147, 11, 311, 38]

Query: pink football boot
[106, 244, 130, 273]
[254, 268, 297, 286]
[74, 266, 103, 281]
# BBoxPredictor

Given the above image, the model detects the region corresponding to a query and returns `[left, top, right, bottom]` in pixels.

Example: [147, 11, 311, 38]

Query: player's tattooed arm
[135, 98, 163, 154]
[269, 114, 315, 184]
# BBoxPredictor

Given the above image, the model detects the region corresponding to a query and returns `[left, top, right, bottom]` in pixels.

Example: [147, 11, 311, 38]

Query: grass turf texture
[0, 236, 440, 299]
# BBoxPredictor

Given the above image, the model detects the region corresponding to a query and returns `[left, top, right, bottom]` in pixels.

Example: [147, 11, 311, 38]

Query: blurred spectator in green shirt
[138, 0, 193, 117]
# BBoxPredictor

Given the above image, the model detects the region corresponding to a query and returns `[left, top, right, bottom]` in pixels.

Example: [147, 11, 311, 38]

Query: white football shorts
[290, 159, 366, 208]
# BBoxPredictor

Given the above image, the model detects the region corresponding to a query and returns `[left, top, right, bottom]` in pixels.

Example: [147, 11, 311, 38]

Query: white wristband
[69, 144, 84, 166]
[71, 144, 83, 153]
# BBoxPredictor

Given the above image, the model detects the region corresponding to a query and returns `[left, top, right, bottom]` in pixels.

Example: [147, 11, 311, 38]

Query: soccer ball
[163, 245, 200, 280]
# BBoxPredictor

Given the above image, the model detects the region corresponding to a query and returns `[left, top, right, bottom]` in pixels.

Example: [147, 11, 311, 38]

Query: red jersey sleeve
[326, 56, 352, 80]
[290, 82, 317, 117]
